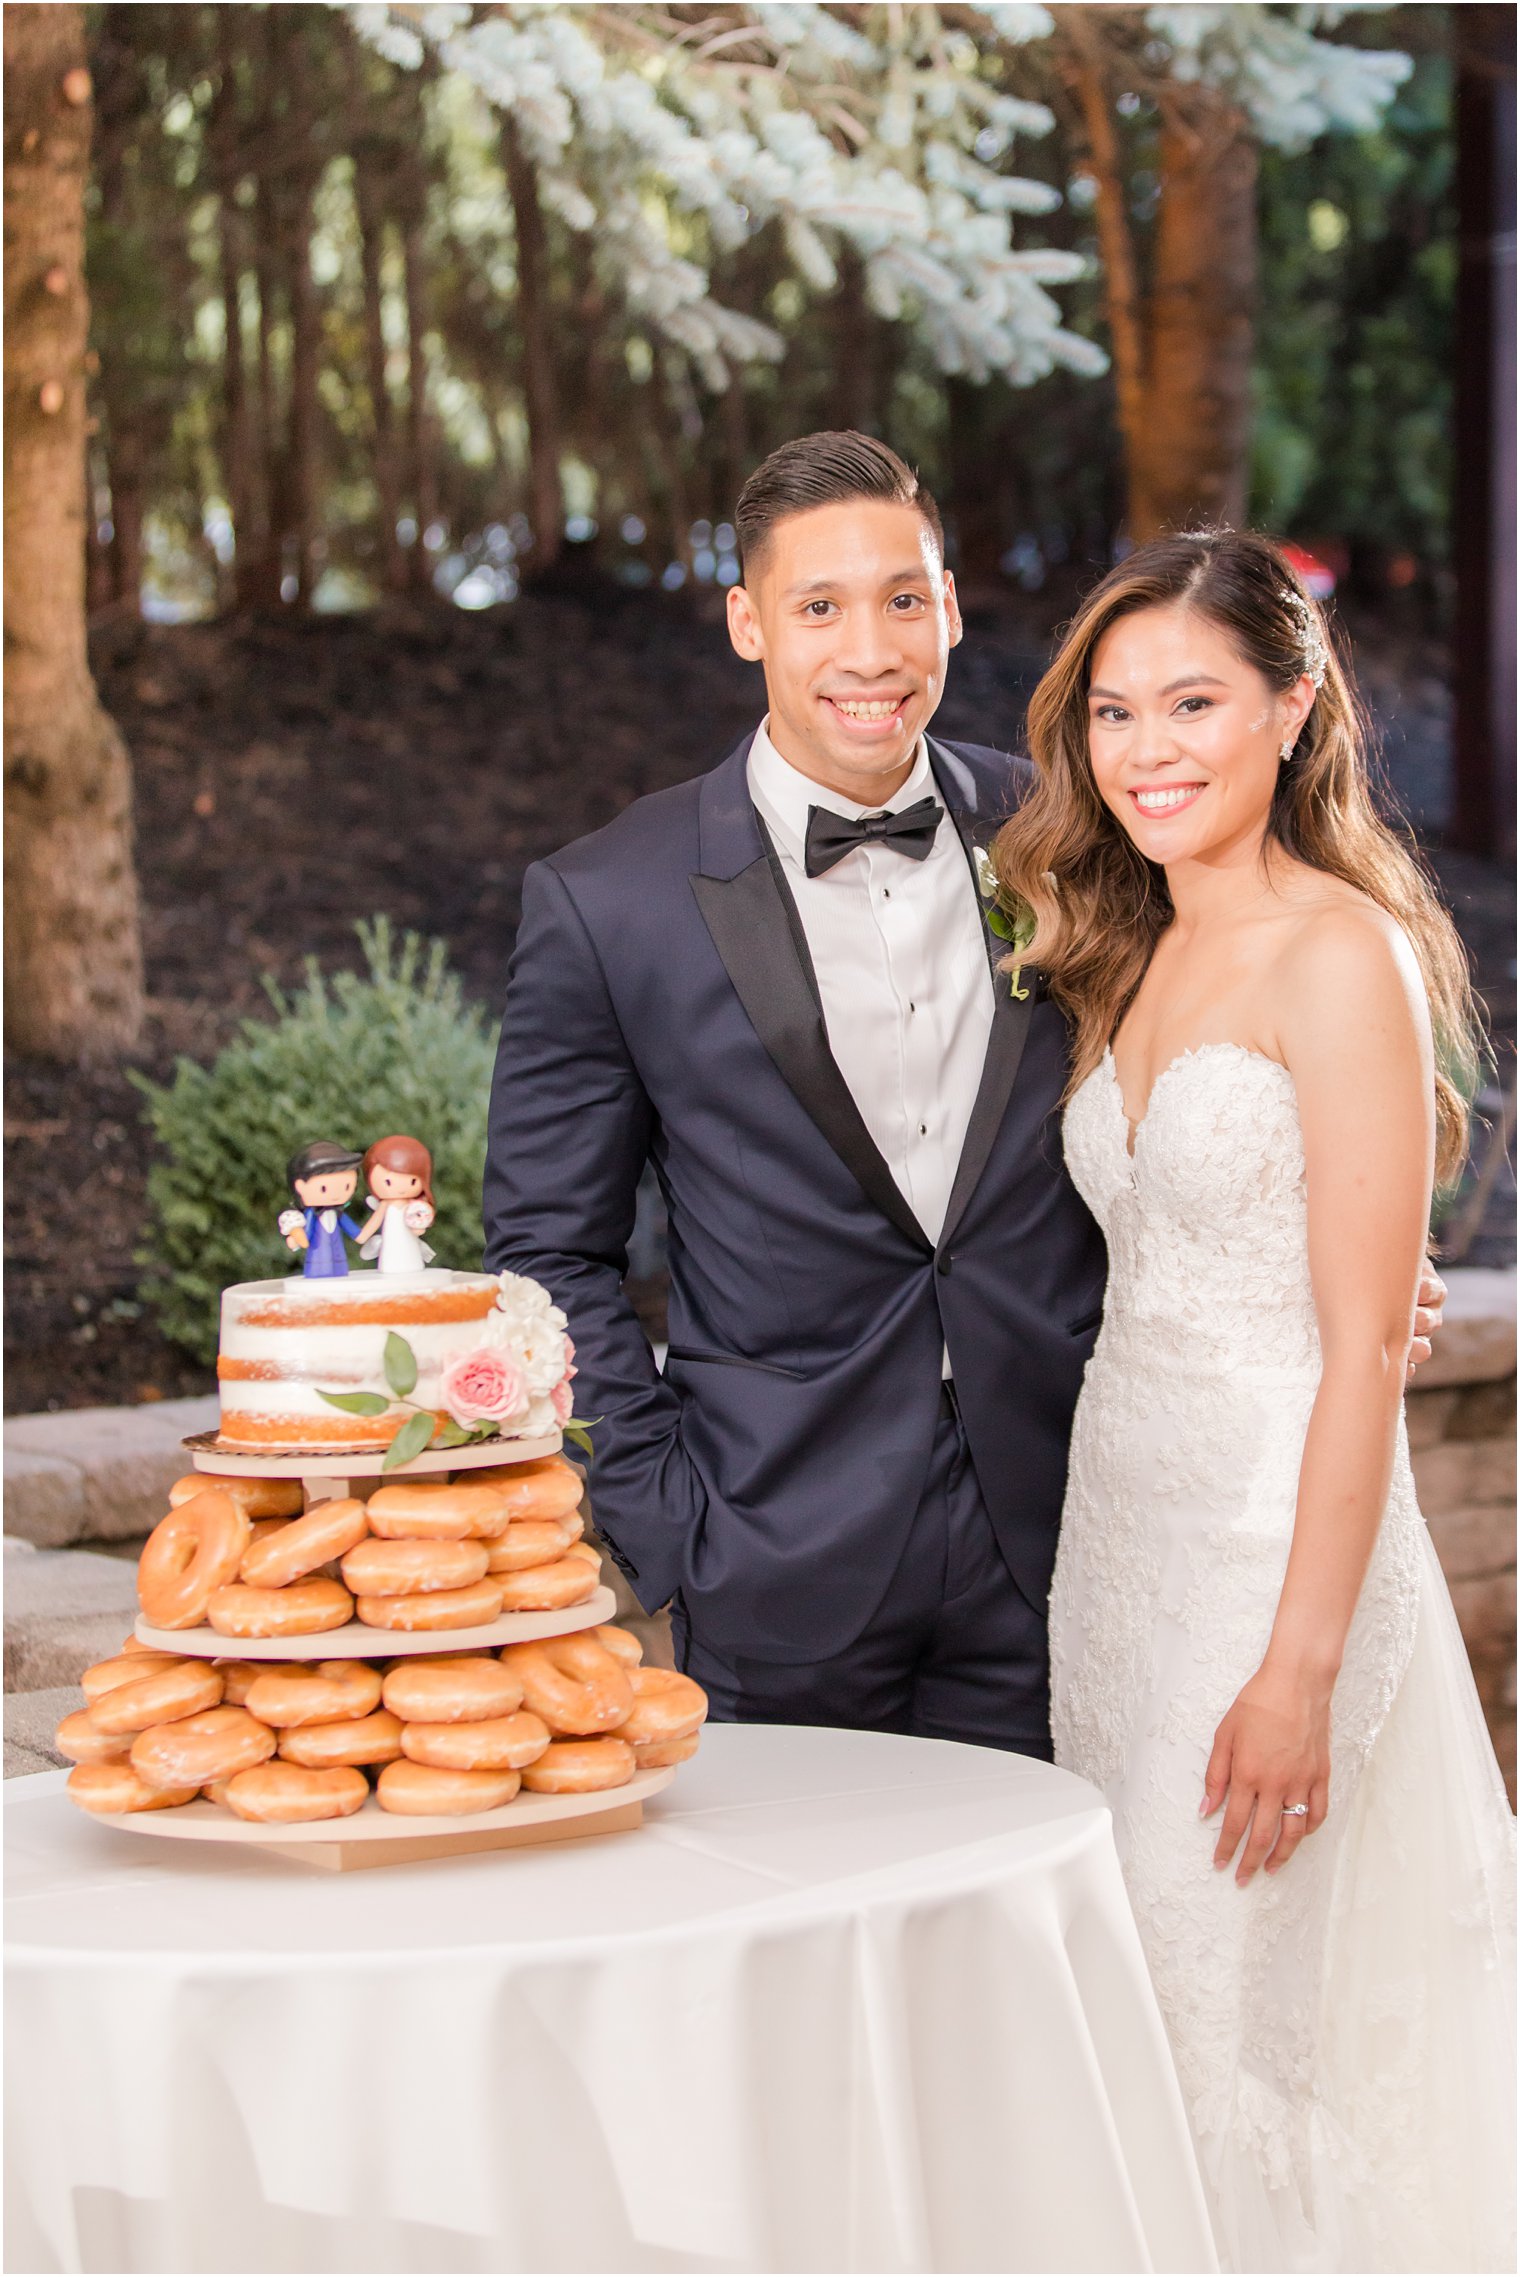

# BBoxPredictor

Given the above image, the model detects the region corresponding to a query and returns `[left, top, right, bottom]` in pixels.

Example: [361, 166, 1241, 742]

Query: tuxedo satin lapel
[692, 748, 932, 1256]
[929, 741, 1035, 1253]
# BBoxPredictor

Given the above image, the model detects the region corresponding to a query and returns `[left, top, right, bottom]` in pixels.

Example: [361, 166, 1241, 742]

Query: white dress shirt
[747, 720, 995, 1257]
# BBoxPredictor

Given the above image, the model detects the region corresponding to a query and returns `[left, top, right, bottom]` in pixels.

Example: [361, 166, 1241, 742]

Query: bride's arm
[1204, 907, 1435, 1886]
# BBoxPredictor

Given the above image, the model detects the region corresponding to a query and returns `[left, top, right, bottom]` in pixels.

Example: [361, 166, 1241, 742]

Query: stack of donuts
[60, 1625, 707, 1823]
[132, 1460, 597, 1640]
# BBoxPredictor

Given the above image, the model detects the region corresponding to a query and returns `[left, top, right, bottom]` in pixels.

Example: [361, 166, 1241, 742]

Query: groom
[483, 431, 1437, 1757]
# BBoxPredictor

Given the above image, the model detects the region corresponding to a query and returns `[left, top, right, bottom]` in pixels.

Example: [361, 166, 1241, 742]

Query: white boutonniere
[973, 845, 1035, 1000]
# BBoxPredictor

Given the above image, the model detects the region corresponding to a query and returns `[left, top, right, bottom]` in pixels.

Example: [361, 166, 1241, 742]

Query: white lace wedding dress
[1052, 1043, 1515, 2275]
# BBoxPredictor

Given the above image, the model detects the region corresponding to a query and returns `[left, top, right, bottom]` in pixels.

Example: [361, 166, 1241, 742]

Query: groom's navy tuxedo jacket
[484, 731, 1107, 1663]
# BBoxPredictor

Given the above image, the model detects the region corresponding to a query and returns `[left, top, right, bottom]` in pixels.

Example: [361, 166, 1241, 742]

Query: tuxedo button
[937, 1252, 953, 1276]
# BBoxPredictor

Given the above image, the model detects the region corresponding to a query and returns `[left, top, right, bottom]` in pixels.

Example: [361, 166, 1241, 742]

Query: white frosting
[216, 1266, 571, 1445]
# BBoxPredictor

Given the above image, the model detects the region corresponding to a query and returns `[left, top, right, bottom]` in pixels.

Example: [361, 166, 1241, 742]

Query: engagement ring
[1282, 1803, 1309, 1817]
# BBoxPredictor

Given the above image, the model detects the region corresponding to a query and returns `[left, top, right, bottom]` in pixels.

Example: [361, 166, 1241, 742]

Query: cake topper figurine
[357, 1133, 436, 1274]
[277, 1140, 364, 1278]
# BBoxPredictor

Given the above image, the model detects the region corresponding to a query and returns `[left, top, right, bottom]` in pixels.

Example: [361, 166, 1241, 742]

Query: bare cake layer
[217, 1270, 501, 1451]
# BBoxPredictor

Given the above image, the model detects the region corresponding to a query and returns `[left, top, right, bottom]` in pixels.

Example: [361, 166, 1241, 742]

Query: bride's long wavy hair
[992, 529, 1479, 1187]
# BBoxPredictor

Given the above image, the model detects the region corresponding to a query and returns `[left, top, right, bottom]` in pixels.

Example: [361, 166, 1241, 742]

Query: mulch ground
[5, 579, 1513, 1414]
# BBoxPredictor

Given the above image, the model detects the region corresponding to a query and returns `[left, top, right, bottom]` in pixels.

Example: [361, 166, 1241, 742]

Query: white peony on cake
[216, 1267, 577, 1452]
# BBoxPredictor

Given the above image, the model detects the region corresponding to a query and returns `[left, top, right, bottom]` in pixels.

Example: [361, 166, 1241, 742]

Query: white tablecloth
[6, 1724, 1215, 2274]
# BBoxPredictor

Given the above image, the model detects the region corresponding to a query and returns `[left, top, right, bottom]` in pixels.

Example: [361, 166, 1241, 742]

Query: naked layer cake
[216, 1268, 575, 1451]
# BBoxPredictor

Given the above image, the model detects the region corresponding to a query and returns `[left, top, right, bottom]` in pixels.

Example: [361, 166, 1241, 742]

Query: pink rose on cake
[439, 1346, 530, 1430]
[551, 1377, 574, 1424]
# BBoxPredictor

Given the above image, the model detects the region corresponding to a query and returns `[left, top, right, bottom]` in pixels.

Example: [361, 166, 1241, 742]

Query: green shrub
[133, 919, 498, 1363]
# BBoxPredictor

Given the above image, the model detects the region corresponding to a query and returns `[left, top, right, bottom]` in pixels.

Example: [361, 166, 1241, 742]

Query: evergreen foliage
[132, 920, 496, 1362]
[1251, 35, 1454, 574]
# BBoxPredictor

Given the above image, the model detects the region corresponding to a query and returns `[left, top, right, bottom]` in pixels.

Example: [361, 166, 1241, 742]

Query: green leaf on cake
[382, 1410, 438, 1471]
[383, 1332, 418, 1398]
[433, 1417, 473, 1448]
[563, 1414, 601, 1463]
[318, 1390, 391, 1416]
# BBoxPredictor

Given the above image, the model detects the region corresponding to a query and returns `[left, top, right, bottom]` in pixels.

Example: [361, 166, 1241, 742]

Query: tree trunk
[354, 151, 405, 594]
[213, 15, 253, 594]
[104, 419, 144, 606]
[4, 3, 144, 1058]
[401, 215, 437, 591]
[827, 246, 877, 434]
[1066, 18, 1149, 486]
[1064, 14, 1257, 541]
[502, 116, 562, 570]
[245, 45, 284, 608]
[284, 175, 319, 604]
[1130, 91, 1257, 535]
[277, 17, 319, 608]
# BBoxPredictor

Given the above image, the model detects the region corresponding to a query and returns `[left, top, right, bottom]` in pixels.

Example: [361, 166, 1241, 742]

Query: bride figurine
[995, 528, 1514, 2274]
[356, 1134, 436, 1274]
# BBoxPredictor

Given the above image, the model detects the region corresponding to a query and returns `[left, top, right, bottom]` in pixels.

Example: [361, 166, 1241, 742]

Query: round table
[6, 1724, 1215, 2274]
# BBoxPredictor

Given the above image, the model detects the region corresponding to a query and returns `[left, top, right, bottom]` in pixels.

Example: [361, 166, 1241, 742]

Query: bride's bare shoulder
[1271, 873, 1428, 1051]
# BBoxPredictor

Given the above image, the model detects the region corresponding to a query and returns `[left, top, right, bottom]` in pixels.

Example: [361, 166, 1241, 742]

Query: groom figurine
[484, 432, 1440, 1755]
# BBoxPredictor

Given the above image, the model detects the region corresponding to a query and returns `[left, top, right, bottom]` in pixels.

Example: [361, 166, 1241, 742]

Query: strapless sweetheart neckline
[1101, 1040, 1293, 1160]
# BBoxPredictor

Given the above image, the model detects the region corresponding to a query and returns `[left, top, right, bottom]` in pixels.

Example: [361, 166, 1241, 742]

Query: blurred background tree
[4, 0, 1508, 1071]
[65, 0, 1426, 625]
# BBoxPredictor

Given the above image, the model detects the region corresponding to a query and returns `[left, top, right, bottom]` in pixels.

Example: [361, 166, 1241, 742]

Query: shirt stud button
[918, 1123, 927, 1136]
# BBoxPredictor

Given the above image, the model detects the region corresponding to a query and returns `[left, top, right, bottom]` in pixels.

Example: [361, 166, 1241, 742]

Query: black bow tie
[804, 795, 944, 879]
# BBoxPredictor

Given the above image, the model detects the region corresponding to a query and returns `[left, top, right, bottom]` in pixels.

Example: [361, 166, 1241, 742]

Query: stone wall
[1406, 1269, 1516, 1799]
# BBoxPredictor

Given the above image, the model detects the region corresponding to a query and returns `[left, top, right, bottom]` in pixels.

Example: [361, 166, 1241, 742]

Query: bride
[994, 528, 1514, 2273]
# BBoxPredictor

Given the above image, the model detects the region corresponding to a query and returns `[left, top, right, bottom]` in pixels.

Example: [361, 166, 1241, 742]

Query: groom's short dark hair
[735, 431, 943, 578]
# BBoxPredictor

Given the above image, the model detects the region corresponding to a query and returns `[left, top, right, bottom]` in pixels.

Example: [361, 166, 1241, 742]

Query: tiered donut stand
[106, 1429, 675, 1871]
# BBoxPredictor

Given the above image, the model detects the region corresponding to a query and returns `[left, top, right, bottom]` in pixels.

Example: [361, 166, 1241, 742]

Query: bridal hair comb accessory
[1280, 587, 1329, 688]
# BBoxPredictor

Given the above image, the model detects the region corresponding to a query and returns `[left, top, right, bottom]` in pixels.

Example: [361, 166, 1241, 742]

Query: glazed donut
[223, 1763, 369, 1823]
[137, 1491, 252, 1629]
[203, 1777, 235, 1808]
[632, 1732, 701, 1768]
[355, 1578, 504, 1632]
[520, 1737, 636, 1793]
[376, 1759, 522, 1816]
[130, 1705, 277, 1790]
[119, 1633, 171, 1656]
[67, 1761, 199, 1814]
[482, 1518, 576, 1574]
[91, 1660, 224, 1737]
[381, 1656, 523, 1723]
[586, 1624, 643, 1667]
[340, 1537, 488, 1597]
[499, 1635, 634, 1734]
[613, 1667, 708, 1747]
[243, 1660, 382, 1728]
[467, 1458, 584, 1524]
[365, 1482, 512, 1541]
[206, 1577, 354, 1638]
[169, 1472, 303, 1520]
[563, 1542, 601, 1567]
[399, 1711, 551, 1772]
[214, 1659, 290, 1706]
[278, 1710, 405, 1768]
[81, 1652, 182, 1703]
[54, 1708, 132, 1765]
[240, 1498, 369, 1589]
[494, 1558, 600, 1614]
